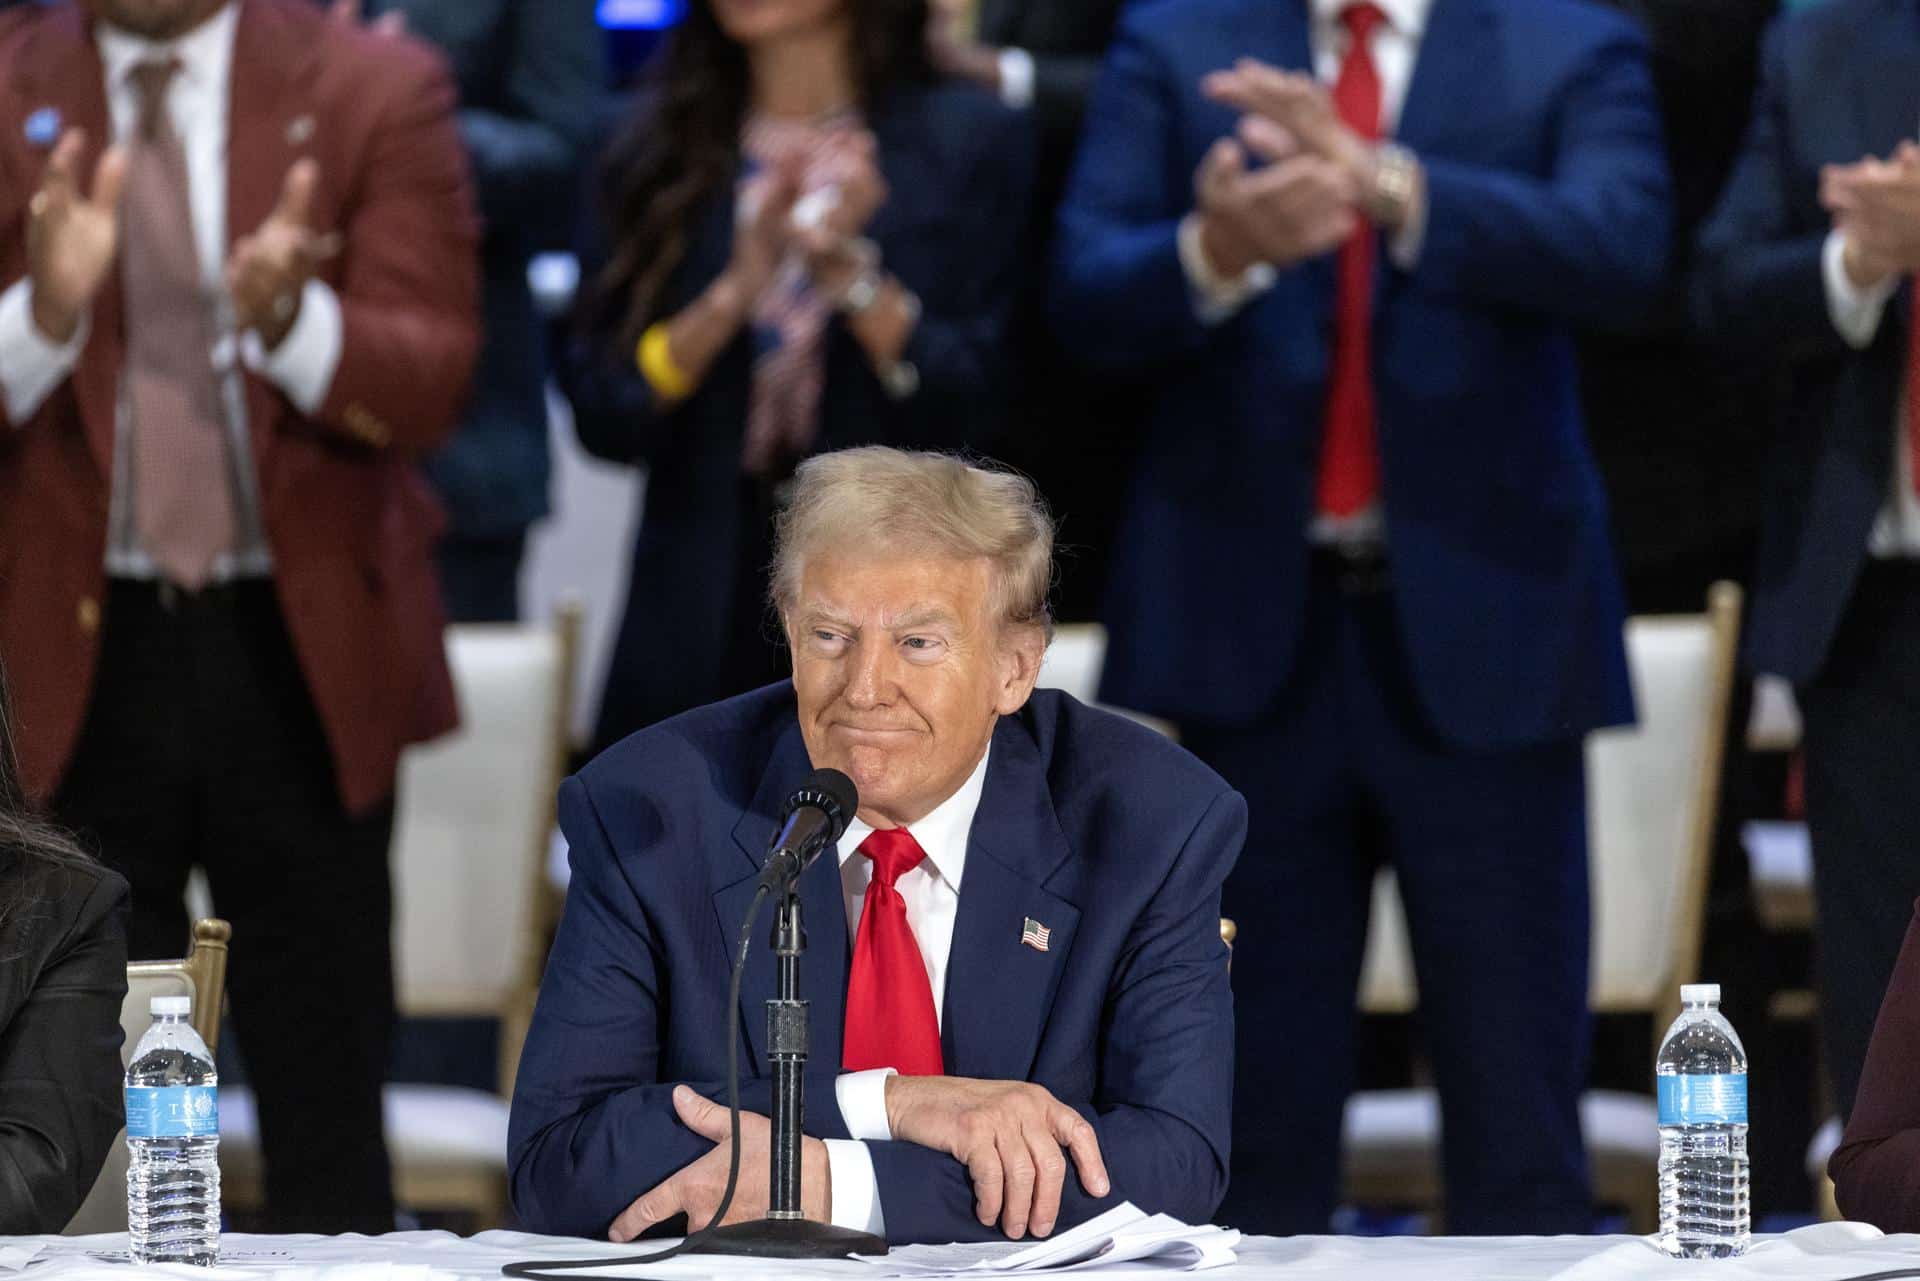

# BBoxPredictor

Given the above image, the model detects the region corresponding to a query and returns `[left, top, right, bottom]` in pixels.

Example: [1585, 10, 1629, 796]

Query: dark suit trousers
[1186, 554, 1592, 1235]
[1801, 560, 1920, 1123]
[53, 580, 397, 1233]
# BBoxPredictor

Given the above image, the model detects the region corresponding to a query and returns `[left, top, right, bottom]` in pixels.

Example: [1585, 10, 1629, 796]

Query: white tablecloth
[7, 1226, 1920, 1281]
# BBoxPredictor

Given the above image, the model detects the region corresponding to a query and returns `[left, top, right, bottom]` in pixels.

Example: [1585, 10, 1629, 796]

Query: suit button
[77, 597, 100, 634]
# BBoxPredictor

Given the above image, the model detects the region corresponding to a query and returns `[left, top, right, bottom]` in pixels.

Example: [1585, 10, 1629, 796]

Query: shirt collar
[838, 743, 992, 893]
[1309, 0, 1432, 39]
[96, 1, 239, 98]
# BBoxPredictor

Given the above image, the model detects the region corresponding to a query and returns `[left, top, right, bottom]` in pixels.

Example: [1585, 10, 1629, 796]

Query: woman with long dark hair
[0, 665, 128, 1232]
[560, 0, 1033, 749]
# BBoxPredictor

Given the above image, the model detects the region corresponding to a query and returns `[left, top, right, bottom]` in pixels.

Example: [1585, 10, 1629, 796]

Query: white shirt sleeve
[836, 1068, 896, 1141]
[821, 1069, 894, 1238]
[240, 278, 344, 415]
[0, 280, 89, 425]
[1387, 179, 1428, 270]
[1823, 228, 1900, 351]
[998, 48, 1037, 111]
[824, 1140, 887, 1238]
[1177, 212, 1277, 326]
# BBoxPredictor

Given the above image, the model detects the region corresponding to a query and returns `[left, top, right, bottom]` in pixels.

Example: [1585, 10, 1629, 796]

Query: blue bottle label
[125, 1085, 219, 1139]
[1658, 1074, 1747, 1126]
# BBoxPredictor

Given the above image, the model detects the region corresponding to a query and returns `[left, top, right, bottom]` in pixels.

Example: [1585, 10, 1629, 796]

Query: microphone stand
[685, 885, 889, 1258]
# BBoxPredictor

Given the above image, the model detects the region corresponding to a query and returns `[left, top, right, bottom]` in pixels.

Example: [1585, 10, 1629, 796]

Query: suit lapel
[21, 8, 116, 478]
[1857, 0, 1920, 160]
[941, 716, 1081, 1082]
[714, 720, 851, 1071]
[1394, 0, 1500, 160]
[226, 0, 323, 488]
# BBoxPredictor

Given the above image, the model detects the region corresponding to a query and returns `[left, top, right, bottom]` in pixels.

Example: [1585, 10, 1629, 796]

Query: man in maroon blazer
[0, 0, 478, 1230]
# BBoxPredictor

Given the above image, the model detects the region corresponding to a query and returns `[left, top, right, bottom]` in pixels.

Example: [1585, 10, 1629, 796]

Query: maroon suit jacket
[1832, 899, 1920, 1231]
[0, 0, 480, 816]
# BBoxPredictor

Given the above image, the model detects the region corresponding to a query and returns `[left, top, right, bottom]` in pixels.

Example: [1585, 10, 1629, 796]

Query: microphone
[756, 768, 858, 892]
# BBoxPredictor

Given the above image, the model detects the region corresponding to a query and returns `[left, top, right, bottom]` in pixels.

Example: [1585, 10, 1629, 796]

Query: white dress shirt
[822, 747, 991, 1239]
[0, 3, 344, 577]
[1822, 229, 1920, 558]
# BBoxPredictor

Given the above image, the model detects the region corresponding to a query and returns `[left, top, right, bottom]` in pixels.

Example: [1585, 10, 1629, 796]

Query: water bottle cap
[1680, 983, 1721, 1006]
[150, 996, 191, 1017]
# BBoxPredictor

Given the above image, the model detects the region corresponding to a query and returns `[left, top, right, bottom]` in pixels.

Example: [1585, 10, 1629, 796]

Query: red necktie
[1317, 3, 1388, 519]
[842, 828, 945, 1076]
[1907, 277, 1920, 496]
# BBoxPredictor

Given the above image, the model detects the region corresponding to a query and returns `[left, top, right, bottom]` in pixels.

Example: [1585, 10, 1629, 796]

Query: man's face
[788, 551, 1042, 829]
[82, 0, 228, 40]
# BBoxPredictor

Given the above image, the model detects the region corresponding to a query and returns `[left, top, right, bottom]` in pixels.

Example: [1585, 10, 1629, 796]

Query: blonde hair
[771, 448, 1055, 638]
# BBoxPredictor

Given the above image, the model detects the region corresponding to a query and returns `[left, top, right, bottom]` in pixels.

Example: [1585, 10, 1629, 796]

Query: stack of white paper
[863, 1204, 1239, 1275]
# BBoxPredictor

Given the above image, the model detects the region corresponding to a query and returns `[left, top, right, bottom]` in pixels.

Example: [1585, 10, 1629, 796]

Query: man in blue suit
[1696, 0, 1920, 1125]
[1053, 0, 1669, 1234]
[508, 448, 1244, 1244]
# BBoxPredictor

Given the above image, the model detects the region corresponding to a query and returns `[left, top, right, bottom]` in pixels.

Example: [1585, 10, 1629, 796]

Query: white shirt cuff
[1387, 182, 1428, 270]
[835, 1068, 896, 1142]
[998, 47, 1036, 111]
[1823, 228, 1898, 351]
[824, 1139, 887, 1238]
[1177, 213, 1275, 326]
[0, 280, 87, 424]
[241, 278, 343, 415]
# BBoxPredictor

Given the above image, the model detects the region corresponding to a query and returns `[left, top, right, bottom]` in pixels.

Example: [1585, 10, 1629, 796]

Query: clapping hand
[1204, 60, 1375, 187]
[225, 159, 341, 350]
[1823, 142, 1920, 288]
[792, 133, 890, 302]
[25, 129, 128, 345]
[1190, 114, 1358, 277]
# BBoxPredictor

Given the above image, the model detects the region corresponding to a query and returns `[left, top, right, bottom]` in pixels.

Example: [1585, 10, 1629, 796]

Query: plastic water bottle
[1656, 983, 1749, 1258]
[126, 995, 220, 1265]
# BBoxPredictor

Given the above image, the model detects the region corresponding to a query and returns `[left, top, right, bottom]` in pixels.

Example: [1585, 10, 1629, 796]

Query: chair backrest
[390, 604, 580, 1091]
[1035, 623, 1179, 739]
[65, 919, 232, 1234]
[1359, 584, 1742, 1027]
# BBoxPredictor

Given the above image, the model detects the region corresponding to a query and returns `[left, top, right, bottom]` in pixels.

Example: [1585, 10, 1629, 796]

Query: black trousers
[1801, 560, 1920, 1122]
[1188, 554, 1593, 1236]
[55, 580, 397, 1233]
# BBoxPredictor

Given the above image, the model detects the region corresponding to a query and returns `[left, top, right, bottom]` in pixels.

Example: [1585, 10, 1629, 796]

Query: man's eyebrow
[886, 607, 961, 631]
[795, 602, 857, 628]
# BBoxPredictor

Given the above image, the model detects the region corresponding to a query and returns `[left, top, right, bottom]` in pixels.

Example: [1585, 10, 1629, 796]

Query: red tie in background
[843, 828, 945, 1076]
[1317, 3, 1388, 519]
[1908, 277, 1920, 497]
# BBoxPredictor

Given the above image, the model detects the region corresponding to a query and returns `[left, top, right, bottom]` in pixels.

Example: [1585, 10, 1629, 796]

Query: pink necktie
[121, 59, 235, 590]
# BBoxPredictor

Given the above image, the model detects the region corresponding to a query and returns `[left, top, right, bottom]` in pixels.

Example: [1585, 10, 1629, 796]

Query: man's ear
[993, 625, 1047, 716]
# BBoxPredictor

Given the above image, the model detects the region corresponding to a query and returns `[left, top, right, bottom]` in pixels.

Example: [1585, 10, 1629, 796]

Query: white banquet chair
[1344, 583, 1742, 1231]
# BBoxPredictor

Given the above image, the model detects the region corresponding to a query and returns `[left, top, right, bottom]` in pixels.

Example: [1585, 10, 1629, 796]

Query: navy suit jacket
[1694, 0, 1920, 683]
[373, 0, 605, 540]
[1052, 0, 1668, 749]
[559, 82, 1033, 744]
[507, 684, 1244, 1244]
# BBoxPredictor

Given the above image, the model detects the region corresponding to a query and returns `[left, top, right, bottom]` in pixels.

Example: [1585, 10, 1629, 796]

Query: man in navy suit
[508, 447, 1244, 1244]
[1053, 0, 1669, 1234]
[1696, 0, 1920, 1125]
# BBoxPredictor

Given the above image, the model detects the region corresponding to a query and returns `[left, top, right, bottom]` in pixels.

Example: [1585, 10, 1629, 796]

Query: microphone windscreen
[793, 767, 859, 839]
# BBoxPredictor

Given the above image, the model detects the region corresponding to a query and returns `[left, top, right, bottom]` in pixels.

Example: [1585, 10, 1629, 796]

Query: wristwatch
[1365, 142, 1421, 229]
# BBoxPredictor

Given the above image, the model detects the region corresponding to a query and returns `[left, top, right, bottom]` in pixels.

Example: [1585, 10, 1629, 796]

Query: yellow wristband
[636, 323, 694, 402]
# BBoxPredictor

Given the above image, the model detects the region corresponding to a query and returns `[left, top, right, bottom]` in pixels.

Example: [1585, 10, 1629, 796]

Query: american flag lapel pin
[1021, 916, 1052, 953]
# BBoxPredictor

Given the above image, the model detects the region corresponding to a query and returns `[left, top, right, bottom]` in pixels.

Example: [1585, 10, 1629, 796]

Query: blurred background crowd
[1, 0, 1915, 1248]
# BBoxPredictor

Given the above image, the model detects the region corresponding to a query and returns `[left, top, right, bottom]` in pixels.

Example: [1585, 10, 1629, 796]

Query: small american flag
[1021, 917, 1052, 953]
